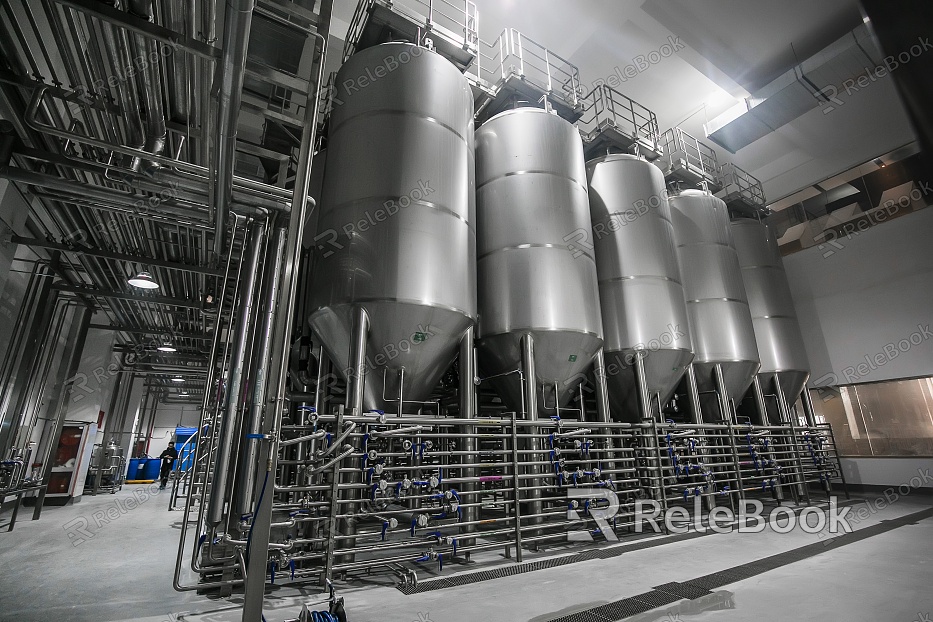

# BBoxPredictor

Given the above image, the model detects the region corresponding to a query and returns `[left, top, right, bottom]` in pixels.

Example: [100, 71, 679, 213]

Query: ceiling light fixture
[171, 377, 184, 383]
[128, 271, 160, 290]
[157, 344, 177, 352]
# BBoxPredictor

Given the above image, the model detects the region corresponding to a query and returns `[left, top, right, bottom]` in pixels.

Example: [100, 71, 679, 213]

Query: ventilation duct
[705, 23, 883, 153]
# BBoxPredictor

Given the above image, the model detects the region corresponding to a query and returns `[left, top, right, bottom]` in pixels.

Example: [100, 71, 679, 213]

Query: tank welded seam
[310, 298, 475, 320]
[600, 212, 673, 226]
[598, 274, 682, 285]
[675, 241, 734, 249]
[692, 357, 759, 364]
[685, 298, 750, 305]
[475, 170, 588, 192]
[739, 264, 785, 271]
[321, 196, 473, 230]
[477, 243, 595, 262]
[478, 328, 603, 340]
[604, 346, 693, 356]
[329, 109, 469, 143]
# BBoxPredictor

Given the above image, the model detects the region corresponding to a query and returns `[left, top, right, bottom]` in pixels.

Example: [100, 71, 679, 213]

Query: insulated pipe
[235, 226, 286, 516]
[213, 0, 256, 258]
[458, 326, 478, 546]
[520, 334, 543, 525]
[164, 0, 193, 124]
[127, 0, 167, 165]
[208, 223, 265, 527]
[97, 1, 145, 171]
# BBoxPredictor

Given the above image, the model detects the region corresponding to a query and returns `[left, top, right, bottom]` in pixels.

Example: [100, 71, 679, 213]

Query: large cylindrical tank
[308, 43, 476, 411]
[475, 108, 603, 411]
[586, 155, 693, 420]
[669, 190, 760, 398]
[732, 218, 810, 400]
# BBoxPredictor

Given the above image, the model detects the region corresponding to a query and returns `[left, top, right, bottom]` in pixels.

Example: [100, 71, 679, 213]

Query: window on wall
[808, 377, 933, 457]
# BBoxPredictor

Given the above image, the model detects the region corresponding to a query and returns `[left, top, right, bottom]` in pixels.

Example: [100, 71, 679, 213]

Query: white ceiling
[330, 0, 917, 204]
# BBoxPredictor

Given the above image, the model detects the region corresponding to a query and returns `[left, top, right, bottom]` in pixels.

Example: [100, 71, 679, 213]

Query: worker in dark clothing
[158, 442, 178, 490]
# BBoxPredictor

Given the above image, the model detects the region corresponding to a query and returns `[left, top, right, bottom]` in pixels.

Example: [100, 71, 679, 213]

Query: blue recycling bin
[141, 458, 161, 480]
[126, 458, 144, 480]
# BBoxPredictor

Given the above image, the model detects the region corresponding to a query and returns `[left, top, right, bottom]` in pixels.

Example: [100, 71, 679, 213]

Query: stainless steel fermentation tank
[586, 155, 693, 421]
[732, 218, 811, 422]
[669, 190, 760, 414]
[308, 43, 476, 412]
[475, 108, 603, 414]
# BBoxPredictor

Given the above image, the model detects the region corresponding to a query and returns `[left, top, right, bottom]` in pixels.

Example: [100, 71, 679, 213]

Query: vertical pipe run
[520, 333, 542, 524]
[634, 351, 652, 421]
[715, 364, 745, 501]
[800, 386, 818, 428]
[593, 349, 615, 474]
[34, 305, 92, 517]
[346, 307, 369, 416]
[213, 0, 256, 258]
[458, 327, 478, 545]
[775, 375, 810, 503]
[396, 367, 405, 417]
[752, 376, 770, 426]
[208, 223, 265, 527]
[235, 226, 286, 516]
[685, 365, 703, 424]
[239, 9, 333, 612]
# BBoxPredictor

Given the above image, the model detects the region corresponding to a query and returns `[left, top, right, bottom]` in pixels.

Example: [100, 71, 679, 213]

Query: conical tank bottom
[603, 348, 694, 421]
[758, 369, 809, 406]
[478, 330, 603, 415]
[692, 360, 761, 401]
[310, 302, 472, 412]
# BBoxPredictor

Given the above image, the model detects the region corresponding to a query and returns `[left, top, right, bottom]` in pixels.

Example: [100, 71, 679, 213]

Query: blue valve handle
[270, 560, 277, 584]
[370, 484, 379, 501]
[381, 521, 389, 541]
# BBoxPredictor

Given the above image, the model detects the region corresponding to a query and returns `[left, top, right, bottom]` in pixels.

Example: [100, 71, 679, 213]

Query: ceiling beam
[89, 324, 212, 340]
[14, 236, 225, 276]
[51, 283, 203, 309]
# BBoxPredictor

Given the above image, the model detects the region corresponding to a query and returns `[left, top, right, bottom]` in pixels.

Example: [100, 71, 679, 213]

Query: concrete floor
[1, 487, 932, 622]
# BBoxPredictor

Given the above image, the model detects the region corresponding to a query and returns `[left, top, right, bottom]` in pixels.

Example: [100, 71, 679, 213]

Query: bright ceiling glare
[128, 271, 159, 289]
[171, 377, 184, 382]
[157, 344, 177, 352]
